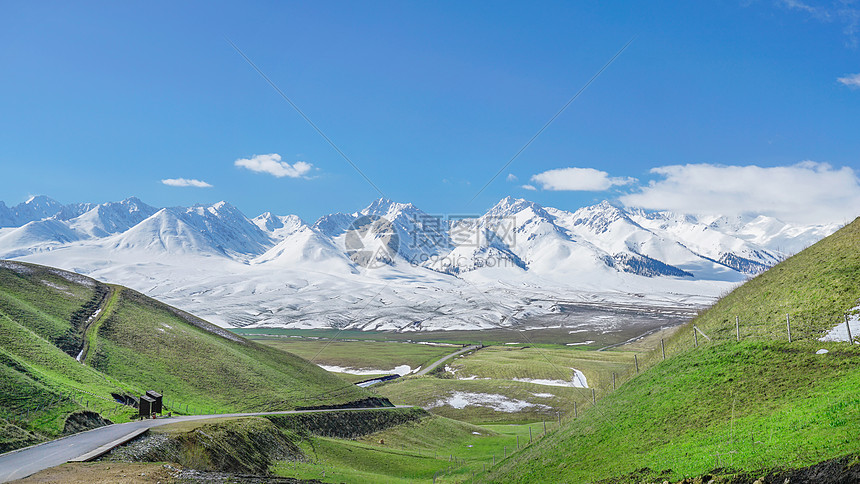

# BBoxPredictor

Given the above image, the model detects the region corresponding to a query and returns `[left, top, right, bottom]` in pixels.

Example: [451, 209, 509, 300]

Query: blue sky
[1, 1, 859, 224]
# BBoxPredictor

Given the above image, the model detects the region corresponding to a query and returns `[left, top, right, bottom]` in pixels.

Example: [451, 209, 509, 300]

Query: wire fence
[442, 309, 860, 482]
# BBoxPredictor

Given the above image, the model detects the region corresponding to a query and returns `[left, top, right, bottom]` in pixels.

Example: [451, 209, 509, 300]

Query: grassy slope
[486, 217, 860, 483]
[675, 216, 860, 344]
[251, 337, 454, 376]
[0, 263, 140, 450]
[89, 288, 370, 411]
[377, 346, 636, 424]
[0, 263, 101, 356]
[273, 415, 532, 483]
[0, 260, 373, 452]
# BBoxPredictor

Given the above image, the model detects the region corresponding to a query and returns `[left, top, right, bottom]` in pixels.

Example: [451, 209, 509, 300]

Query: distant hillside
[0, 261, 375, 453]
[484, 217, 860, 483]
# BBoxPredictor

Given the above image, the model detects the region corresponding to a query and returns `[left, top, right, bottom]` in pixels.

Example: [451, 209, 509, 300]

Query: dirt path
[415, 344, 481, 376]
[76, 286, 120, 364]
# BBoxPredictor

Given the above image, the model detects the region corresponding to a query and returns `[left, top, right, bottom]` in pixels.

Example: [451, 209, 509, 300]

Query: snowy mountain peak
[253, 213, 307, 240]
[67, 197, 158, 237]
[361, 198, 420, 219]
[109, 208, 223, 256]
[209, 200, 232, 212]
[204, 201, 252, 222]
[253, 212, 284, 231]
[24, 195, 61, 208]
[115, 197, 149, 212]
[570, 200, 638, 234]
[186, 200, 240, 218]
[18, 195, 65, 219]
[486, 197, 552, 221]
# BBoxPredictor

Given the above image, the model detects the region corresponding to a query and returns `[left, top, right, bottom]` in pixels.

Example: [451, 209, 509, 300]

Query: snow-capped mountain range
[0, 195, 841, 331]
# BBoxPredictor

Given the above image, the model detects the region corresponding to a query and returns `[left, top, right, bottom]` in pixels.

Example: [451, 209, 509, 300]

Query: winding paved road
[416, 344, 481, 376]
[0, 406, 411, 482]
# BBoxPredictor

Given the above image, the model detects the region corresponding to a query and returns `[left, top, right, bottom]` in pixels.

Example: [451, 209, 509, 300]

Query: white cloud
[506, 173, 518, 182]
[522, 184, 537, 191]
[620, 162, 860, 225]
[234, 153, 313, 178]
[530, 167, 636, 191]
[781, 0, 819, 15]
[161, 178, 213, 188]
[779, 0, 860, 47]
[838, 73, 860, 88]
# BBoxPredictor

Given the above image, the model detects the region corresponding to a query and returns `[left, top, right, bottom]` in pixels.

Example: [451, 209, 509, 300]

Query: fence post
[634, 354, 639, 372]
[557, 411, 561, 425]
[694, 329, 698, 348]
[736, 316, 740, 342]
[661, 338, 665, 360]
[574, 401, 577, 418]
[846, 314, 854, 345]
[543, 421, 546, 435]
[591, 388, 596, 404]
[786, 314, 792, 343]
[517, 435, 520, 449]
[529, 427, 532, 443]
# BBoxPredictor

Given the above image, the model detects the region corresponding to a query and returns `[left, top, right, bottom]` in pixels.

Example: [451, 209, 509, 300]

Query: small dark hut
[145, 390, 163, 414]
[139, 395, 155, 417]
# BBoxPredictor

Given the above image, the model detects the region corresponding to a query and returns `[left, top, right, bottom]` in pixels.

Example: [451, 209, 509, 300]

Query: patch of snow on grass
[816, 349, 829, 354]
[392, 364, 412, 375]
[40, 280, 71, 294]
[566, 340, 595, 346]
[509, 369, 588, 388]
[819, 310, 860, 343]
[532, 392, 554, 398]
[0, 261, 34, 274]
[317, 364, 412, 376]
[572, 368, 588, 387]
[429, 391, 550, 412]
[48, 268, 95, 287]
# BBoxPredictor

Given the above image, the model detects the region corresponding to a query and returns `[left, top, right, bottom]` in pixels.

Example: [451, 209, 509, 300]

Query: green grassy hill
[484, 218, 860, 483]
[0, 260, 374, 453]
[649, 213, 860, 350]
